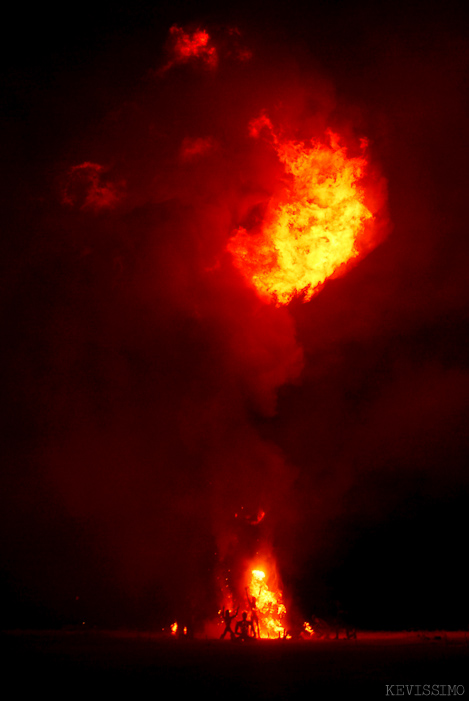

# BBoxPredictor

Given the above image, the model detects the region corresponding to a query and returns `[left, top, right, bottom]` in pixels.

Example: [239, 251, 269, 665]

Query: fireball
[228, 120, 373, 305]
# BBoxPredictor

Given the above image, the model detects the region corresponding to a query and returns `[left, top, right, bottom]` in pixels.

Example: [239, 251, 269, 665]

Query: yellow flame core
[248, 569, 286, 638]
[252, 569, 266, 580]
[228, 129, 372, 305]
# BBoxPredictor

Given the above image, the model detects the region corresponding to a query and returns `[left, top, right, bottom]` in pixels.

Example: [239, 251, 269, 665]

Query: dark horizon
[1, 0, 468, 633]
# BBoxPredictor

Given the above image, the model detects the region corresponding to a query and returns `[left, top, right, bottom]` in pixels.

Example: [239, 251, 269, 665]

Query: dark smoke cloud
[1, 2, 468, 630]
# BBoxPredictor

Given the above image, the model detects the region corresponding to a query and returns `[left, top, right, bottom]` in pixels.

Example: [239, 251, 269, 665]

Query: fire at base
[214, 565, 289, 640]
[247, 568, 287, 638]
[228, 116, 373, 305]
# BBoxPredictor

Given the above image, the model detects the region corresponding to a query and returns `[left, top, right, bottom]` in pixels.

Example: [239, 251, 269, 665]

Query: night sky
[1, 1, 468, 632]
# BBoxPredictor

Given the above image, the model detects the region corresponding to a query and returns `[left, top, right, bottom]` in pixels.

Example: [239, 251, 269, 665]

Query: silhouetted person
[333, 601, 356, 639]
[235, 611, 254, 641]
[333, 600, 344, 639]
[245, 587, 260, 638]
[220, 607, 239, 639]
[311, 615, 331, 639]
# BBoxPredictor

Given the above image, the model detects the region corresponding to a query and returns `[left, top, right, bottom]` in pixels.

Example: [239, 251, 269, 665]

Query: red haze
[43, 27, 388, 627]
[1, 6, 468, 632]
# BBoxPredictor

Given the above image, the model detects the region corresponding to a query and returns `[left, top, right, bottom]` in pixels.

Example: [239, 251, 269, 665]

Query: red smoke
[62, 162, 124, 211]
[163, 25, 218, 71]
[160, 24, 252, 75]
[44, 25, 389, 631]
[2, 2, 469, 635]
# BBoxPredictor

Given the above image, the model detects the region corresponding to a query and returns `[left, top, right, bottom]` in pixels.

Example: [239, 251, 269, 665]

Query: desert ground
[3, 630, 467, 699]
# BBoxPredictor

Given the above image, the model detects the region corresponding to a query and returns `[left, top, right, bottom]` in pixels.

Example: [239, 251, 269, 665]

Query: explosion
[51, 23, 388, 637]
[228, 116, 373, 305]
[5, 0, 467, 646]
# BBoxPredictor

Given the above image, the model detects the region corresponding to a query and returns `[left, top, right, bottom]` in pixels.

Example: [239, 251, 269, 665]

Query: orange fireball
[228, 118, 373, 305]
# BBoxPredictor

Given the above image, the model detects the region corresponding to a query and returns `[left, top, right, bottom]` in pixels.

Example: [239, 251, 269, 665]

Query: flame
[252, 569, 266, 581]
[228, 118, 373, 305]
[247, 568, 287, 638]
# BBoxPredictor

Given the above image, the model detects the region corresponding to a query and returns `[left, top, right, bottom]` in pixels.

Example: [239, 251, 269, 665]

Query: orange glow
[228, 117, 374, 305]
[171, 622, 178, 635]
[247, 568, 287, 638]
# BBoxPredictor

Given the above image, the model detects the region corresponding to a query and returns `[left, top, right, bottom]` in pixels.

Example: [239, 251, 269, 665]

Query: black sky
[1, 1, 469, 631]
